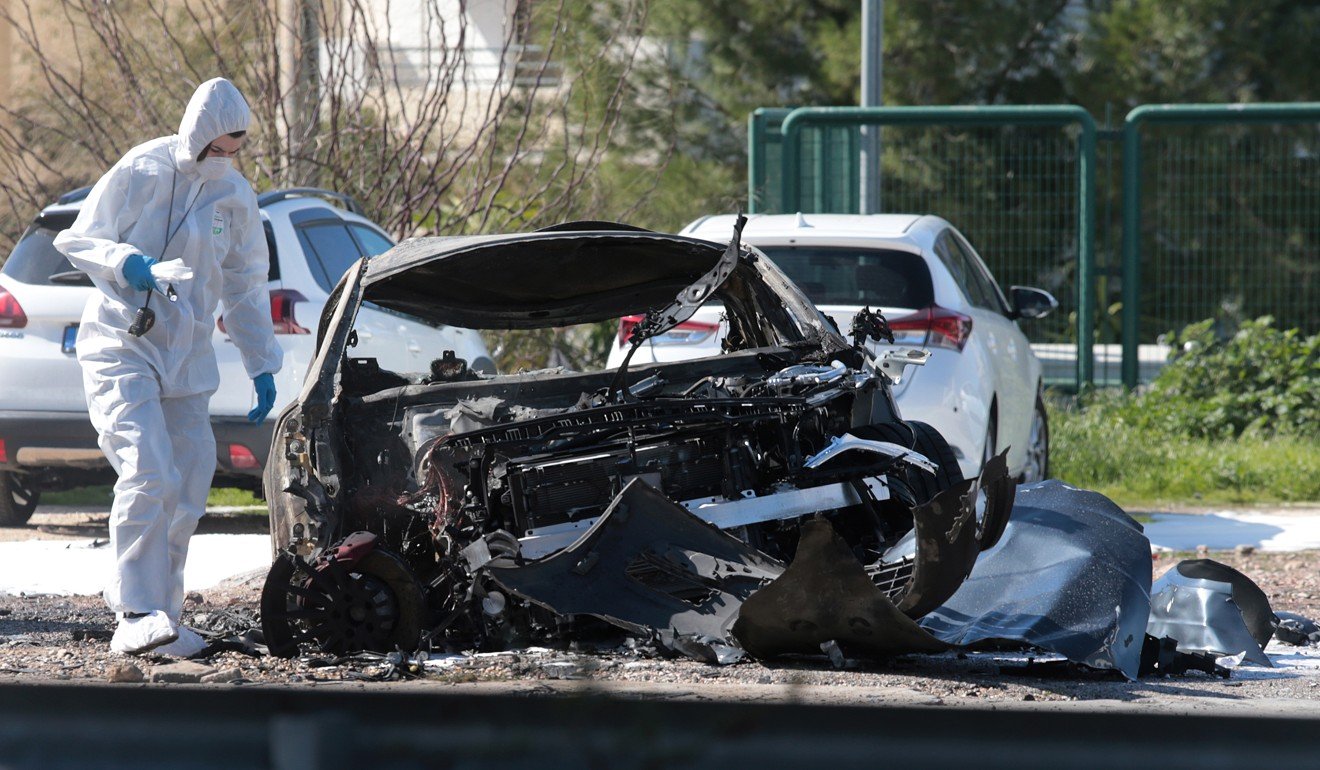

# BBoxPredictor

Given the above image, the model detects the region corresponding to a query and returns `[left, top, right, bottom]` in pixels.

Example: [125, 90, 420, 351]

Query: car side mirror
[1009, 286, 1057, 320]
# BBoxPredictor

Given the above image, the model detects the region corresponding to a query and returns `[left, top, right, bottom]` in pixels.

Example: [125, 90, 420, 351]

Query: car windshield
[1, 218, 79, 285]
[756, 245, 933, 309]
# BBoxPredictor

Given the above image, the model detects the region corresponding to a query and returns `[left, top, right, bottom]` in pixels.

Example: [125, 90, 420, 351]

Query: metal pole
[1120, 114, 1143, 390]
[859, 0, 882, 214]
[1077, 118, 1096, 388]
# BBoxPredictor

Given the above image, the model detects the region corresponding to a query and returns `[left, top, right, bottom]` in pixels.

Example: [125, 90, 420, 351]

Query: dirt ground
[5, 510, 1320, 714]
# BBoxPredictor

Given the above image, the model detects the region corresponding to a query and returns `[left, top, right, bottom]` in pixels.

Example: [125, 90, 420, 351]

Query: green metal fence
[1121, 104, 1320, 386]
[757, 106, 1096, 389]
[755, 103, 1320, 389]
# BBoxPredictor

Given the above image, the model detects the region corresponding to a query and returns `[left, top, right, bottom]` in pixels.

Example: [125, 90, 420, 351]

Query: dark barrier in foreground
[1, 682, 1318, 769]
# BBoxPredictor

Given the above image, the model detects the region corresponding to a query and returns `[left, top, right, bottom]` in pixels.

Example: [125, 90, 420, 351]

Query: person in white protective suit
[55, 78, 282, 656]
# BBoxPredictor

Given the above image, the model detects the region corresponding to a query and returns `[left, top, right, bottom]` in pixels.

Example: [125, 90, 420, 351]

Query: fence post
[748, 111, 764, 214]
[1120, 110, 1145, 390]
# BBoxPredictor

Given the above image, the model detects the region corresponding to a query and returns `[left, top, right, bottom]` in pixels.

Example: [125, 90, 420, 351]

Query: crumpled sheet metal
[1166, 559, 1278, 649]
[731, 517, 949, 660]
[1147, 560, 1274, 667]
[488, 478, 783, 658]
[892, 477, 981, 618]
[919, 480, 1153, 680]
[893, 451, 1013, 617]
[974, 451, 1015, 552]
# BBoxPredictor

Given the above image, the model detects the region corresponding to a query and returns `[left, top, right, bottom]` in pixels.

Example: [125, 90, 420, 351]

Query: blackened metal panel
[919, 481, 1152, 680]
[732, 518, 949, 659]
[975, 451, 1015, 551]
[893, 477, 981, 618]
[488, 479, 783, 649]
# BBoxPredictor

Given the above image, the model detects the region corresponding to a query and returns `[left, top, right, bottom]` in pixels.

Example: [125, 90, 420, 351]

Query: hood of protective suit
[174, 78, 250, 174]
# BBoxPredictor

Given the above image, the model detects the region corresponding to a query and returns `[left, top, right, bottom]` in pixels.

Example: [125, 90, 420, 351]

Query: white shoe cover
[110, 611, 178, 654]
[152, 625, 209, 658]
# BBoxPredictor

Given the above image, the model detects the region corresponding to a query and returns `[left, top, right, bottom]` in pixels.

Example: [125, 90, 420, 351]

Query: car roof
[36, 186, 363, 222]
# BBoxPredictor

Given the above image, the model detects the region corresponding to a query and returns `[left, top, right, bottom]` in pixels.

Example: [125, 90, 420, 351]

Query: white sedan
[607, 213, 1056, 483]
[0, 188, 493, 524]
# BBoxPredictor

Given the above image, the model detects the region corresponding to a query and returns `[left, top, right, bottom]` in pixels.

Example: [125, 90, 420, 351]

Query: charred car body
[258, 217, 1024, 662]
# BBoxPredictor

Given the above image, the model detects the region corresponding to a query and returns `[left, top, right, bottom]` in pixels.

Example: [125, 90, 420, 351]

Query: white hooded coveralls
[55, 78, 282, 619]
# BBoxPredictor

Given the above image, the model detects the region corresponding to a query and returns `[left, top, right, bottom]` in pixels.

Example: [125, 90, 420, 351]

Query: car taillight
[0, 438, 8, 464]
[618, 315, 642, 344]
[228, 444, 260, 470]
[617, 314, 719, 346]
[218, 290, 310, 335]
[887, 305, 973, 351]
[270, 290, 310, 334]
[0, 288, 27, 329]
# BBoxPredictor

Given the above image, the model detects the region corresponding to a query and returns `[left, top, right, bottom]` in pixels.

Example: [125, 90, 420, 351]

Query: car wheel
[261, 547, 426, 658]
[1021, 392, 1050, 484]
[904, 421, 965, 504]
[0, 471, 40, 526]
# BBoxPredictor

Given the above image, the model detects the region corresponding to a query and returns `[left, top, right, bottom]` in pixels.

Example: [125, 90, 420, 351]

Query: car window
[755, 246, 934, 308]
[934, 230, 997, 311]
[949, 232, 1010, 314]
[349, 224, 394, 257]
[297, 223, 367, 293]
[1, 220, 77, 285]
[264, 222, 280, 282]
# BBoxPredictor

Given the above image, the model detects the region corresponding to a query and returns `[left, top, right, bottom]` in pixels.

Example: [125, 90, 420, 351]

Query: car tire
[0, 471, 40, 526]
[904, 420, 964, 505]
[1021, 392, 1050, 484]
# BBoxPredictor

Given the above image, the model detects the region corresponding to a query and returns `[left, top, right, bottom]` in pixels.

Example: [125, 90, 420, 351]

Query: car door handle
[357, 330, 373, 340]
[407, 340, 421, 353]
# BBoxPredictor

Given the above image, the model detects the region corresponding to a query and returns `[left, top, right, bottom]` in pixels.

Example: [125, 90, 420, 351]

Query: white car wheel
[1021, 394, 1050, 483]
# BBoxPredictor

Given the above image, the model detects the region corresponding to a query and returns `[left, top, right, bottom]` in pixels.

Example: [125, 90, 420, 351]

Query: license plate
[62, 324, 78, 355]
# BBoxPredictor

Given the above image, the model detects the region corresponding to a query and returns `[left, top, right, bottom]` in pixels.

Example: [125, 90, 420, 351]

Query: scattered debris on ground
[4, 549, 1320, 708]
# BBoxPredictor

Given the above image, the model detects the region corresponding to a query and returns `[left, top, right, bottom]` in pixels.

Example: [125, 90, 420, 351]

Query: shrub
[1145, 316, 1319, 439]
[1050, 316, 1319, 505]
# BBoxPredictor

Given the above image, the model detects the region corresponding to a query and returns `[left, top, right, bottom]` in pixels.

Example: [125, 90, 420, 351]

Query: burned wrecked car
[258, 216, 1022, 662]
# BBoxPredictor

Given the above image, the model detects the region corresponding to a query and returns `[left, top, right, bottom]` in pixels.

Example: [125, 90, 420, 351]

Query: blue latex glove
[248, 373, 277, 423]
[122, 253, 159, 293]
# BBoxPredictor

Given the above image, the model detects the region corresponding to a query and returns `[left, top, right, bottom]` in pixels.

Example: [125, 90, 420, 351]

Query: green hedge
[1051, 317, 1320, 506]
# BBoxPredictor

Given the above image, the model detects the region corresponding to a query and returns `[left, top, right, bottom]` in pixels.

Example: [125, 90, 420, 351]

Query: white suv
[0, 187, 493, 524]
[607, 213, 1056, 484]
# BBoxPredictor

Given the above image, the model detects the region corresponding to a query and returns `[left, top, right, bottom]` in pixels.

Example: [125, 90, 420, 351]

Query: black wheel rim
[260, 549, 424, 658]
[7, 473, 39, 517]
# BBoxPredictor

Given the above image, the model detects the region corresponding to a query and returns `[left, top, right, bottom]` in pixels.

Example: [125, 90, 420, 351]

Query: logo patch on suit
[212, 211, 224, 236]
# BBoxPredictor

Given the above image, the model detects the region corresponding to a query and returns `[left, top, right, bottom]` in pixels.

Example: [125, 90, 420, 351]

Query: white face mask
[197, 157, 232, 181]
